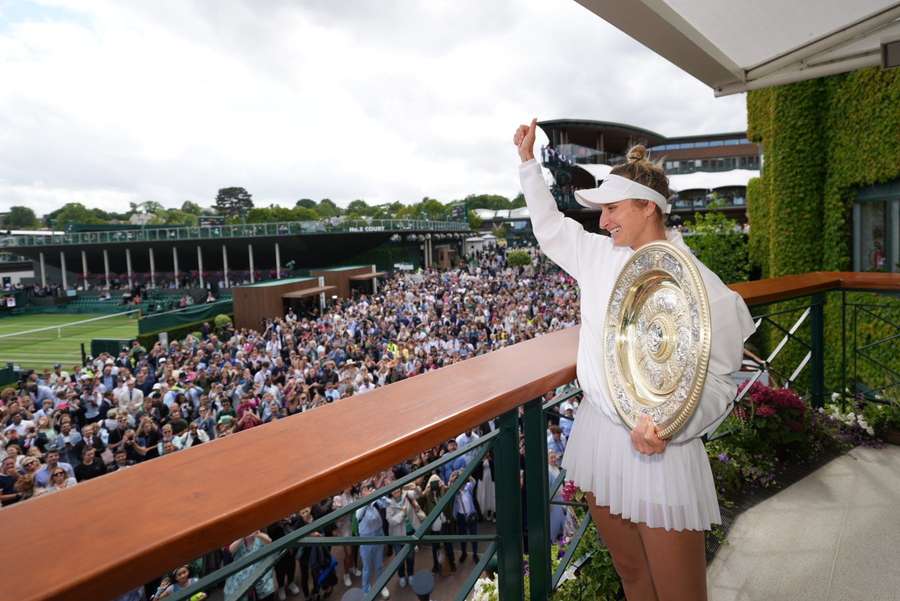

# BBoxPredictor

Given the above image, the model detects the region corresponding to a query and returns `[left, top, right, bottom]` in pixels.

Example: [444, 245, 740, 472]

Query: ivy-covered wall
[746, 68, 900, 399]
[747, 67, 900, 275]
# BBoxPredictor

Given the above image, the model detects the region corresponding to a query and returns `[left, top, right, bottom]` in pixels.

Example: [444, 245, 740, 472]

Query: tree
[129, 200, 164, 214]
[180, 201, 203, 215]
[295, 198, 317, 210]
[684, 211, 749, 283]
[468, 210, 484, 231]
[346, 199, 371, 218]
[49, 203, 106, 228]
[316, 198, 342, 218]
[214, 187, 254, 221]
[4, 206, 38, 228]
[417, 197, 449, 220]
[293, 207, 319, 221]
[506, 249, 532, 267]
[162, 209, 199, 226]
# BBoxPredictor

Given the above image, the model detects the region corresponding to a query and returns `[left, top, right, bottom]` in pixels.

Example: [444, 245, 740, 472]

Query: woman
[514, 119, 754, 601]
[224, 530, 277, 601]
[40, 467, 77, 494]
[332, 486, 361, 587]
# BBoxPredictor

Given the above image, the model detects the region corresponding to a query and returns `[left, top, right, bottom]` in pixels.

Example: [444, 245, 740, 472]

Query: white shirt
[520, 159, 755, 442]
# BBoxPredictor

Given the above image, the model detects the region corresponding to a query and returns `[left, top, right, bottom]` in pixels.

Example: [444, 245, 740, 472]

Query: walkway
[708, 444, 900, 601]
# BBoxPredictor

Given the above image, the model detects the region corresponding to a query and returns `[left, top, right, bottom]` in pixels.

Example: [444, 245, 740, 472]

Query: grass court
[0, 312, 139, 371]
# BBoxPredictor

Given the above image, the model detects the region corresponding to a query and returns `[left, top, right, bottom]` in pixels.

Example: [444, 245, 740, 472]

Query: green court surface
[0, 312, 139, 372]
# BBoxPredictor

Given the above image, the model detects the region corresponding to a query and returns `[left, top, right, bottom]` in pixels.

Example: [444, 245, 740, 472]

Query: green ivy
[746, 68, 900, 396]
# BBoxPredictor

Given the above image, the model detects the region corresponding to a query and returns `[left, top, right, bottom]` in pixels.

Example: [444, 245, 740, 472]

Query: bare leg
[586, 493, 659, 601]
[637, 523, 707, 601]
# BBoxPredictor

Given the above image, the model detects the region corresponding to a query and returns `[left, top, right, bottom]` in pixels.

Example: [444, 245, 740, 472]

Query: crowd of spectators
[0, 246, 581, 600]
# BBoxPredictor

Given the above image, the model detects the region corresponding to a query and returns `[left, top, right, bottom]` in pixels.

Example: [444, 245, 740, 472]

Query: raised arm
[515, 119, 588, 280]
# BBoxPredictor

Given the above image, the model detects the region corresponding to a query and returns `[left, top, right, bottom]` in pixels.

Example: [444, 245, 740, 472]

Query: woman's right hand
[630, 415, 668, 455]
[513, 119, 537, 163]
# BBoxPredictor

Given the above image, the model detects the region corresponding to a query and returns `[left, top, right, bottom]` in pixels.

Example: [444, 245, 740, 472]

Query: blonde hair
[610, 145, 670, 219]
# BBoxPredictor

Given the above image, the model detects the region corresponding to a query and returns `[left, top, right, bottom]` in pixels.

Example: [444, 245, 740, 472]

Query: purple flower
[717, 453, 730, 463]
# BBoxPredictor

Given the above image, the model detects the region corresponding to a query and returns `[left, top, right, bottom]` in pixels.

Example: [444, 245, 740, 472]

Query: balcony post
[810, 292, 825, 407]
[39, 251, 46, 288]
[494, 408, 525, 600]
[523, 398, 551, 601]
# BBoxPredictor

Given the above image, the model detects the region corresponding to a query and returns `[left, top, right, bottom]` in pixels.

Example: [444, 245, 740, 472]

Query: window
[853, 182, 900, 272]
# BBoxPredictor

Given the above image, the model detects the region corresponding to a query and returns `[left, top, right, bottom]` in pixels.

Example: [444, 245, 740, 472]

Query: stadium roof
[473, 208, 531, 221]
[575, 0, 900, 95]
[668, 169, 760, 192]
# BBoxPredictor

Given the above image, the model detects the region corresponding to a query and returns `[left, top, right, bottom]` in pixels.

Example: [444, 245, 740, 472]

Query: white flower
[866, 426, 875, 436]
[831, 392, 841, 402]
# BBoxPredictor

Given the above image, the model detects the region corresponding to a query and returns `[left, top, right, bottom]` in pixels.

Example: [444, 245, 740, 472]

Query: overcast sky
[0, 0, 746, 216]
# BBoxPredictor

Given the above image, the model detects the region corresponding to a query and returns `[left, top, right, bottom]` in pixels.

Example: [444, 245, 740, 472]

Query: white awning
[668, 169, 759, 192]
[575, 1, 900, 95]
[573, 163, 614, 185]
[473, 207, 531, 220]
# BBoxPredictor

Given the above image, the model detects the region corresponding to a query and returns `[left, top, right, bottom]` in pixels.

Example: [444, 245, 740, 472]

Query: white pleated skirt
[561, 401, 721, 531]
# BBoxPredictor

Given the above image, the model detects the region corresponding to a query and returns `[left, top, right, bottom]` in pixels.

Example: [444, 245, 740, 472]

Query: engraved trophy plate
[603, 240, 711, 439]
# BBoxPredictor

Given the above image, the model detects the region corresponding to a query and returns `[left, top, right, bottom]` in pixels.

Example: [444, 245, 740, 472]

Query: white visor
[573, 174, 670, 214]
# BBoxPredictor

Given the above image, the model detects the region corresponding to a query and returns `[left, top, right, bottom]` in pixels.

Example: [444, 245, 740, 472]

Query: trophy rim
[602, 239, 712, 439]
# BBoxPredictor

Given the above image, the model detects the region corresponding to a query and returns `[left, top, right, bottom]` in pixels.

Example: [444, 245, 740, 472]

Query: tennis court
[0, 311, 139, 371]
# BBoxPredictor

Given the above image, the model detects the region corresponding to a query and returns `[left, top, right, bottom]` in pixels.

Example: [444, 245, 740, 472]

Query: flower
[756, 405, 776, 417]
[717, 452, 730, 463]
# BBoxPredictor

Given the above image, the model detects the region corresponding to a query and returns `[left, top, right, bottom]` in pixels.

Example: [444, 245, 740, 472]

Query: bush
[213, 314, 232, 332]
[506, 250, 532, 267]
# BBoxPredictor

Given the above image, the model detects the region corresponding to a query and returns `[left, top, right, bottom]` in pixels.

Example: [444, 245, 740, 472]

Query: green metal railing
[0, 220, 470, 249]
[167, 420, 521, 601]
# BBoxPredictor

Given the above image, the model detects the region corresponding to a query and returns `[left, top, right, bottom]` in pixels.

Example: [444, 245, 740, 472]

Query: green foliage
[683, 211, 749, 283]
[214, 187, 254, 221]
[180, 201, 203, 215]
[47, 202, 107, 228]
[862, 400, 900, 434]
[213, 314, 232, 333]
[506, 249, 532, 267]
[295, 198, 317, 210]
[745, 177, 768, 277]
[468, 210, 483, 230]
[4, 206, 39, 228]
[491, 224, 508, 239]
[316, 198, 342, 218]
[552, 521, 622, 600]
[161, 209, 199, 226]
[463, 193, 517, 211]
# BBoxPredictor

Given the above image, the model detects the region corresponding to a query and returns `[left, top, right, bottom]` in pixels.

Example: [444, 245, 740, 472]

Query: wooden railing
[3, 272, 898, 601]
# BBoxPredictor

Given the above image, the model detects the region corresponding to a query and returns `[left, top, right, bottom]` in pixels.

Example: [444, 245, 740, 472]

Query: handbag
[431, 512, 444, 532]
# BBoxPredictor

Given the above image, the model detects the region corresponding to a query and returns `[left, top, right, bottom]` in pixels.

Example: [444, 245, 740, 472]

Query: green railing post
[522, 398, 551, 601]
[811, 292, 826, 408]
[494, 409, 524, 601]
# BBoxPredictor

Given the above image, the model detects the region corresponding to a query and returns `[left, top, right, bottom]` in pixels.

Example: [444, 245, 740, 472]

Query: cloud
[0, 0, 746, 217]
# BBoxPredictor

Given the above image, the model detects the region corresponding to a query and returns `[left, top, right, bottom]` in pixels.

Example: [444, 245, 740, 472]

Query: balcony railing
[3, 272, 898, 601]
[0, 220, 470, 249]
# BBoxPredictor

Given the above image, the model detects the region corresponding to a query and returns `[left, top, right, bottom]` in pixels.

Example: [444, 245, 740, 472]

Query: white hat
[574, 174, 670, 214]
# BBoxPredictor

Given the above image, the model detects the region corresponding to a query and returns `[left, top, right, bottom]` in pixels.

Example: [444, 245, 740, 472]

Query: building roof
[668, 169, 760, 192]
[574, 0, 900, 95]
[538, 119, 667, 149]
[473, 208, 531, 221]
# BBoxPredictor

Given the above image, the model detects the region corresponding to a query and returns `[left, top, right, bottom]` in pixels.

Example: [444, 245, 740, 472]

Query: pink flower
[756, 404, 777, 418]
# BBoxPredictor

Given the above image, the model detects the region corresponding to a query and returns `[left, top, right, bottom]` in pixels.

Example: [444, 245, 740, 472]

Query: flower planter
[883, 428, 900, 446]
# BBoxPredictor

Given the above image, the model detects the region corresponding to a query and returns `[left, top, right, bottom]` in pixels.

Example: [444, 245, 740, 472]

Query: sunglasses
[53, 471, 65, 477]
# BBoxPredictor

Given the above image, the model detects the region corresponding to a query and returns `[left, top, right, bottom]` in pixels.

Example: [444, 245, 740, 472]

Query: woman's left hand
[630, 415, 668, 455]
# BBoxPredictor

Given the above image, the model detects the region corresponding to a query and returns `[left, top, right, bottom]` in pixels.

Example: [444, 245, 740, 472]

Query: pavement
[708, 444, 900, 601]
